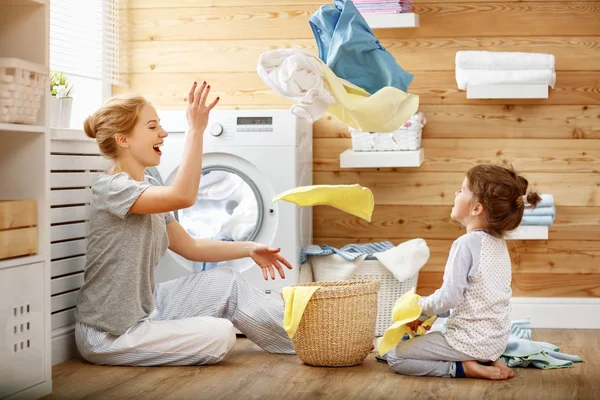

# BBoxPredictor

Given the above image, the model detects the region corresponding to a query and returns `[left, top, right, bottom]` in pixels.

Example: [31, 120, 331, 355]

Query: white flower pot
[50, 96, 72, 128]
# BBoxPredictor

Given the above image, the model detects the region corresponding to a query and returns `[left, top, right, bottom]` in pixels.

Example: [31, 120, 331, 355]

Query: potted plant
[49, 71, 74, 128]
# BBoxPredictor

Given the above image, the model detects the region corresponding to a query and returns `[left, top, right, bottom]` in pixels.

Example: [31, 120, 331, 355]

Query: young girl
[385, 164, 541, 380]
[74, 81, 295, 366]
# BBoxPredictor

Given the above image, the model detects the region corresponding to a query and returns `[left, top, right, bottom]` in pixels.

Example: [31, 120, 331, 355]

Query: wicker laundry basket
[290, 279, 380, 367]
[351, 257, 419, 336]
[0, 58, 48, 124]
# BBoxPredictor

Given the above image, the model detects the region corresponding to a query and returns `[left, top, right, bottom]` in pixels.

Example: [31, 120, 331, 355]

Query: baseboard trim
[509, 297, 600, 329]
[52, 324, 80, 366]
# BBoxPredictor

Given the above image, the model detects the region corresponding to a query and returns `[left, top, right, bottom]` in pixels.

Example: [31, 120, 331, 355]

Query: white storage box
[351, 256, 418, 337]
[351, 112, 425, 152]
[0, 58, 48, 125]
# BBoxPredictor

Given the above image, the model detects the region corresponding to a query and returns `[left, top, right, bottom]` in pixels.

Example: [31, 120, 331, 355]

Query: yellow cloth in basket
[281, 286, 321, 339]
[272, 184, 374, 222]
[377, 288, 437, 356]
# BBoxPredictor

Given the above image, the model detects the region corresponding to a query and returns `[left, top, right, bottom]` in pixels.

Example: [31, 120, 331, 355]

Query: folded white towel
[456, 51, 555, 71]
[311, 254, 367, 282]
[257, 48, 336, 122]
[456, 69, 556, 90]
[373, 238, 430, 283]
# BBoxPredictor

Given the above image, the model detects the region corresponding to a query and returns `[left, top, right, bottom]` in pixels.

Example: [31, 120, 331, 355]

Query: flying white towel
[456, 51, 555, 71]
[257, 48, 335, 122]
[455, 69, 556, 91]
[373, 238, 430, 283]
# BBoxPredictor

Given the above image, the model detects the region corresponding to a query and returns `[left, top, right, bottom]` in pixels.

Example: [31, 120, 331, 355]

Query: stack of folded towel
[455, 51, 556, 91]
[354, 0, 413, 15]
[521, 194, 555, 226]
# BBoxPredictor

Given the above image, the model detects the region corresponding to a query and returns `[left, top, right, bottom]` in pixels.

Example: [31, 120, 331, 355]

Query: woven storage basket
[0, 58, 48, 125]
[351, 257, 419, 337]
[290, 279, 380, 367]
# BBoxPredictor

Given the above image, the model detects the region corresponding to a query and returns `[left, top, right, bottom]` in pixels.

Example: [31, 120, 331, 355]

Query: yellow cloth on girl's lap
[377, 288, 437, 356]
[272, 184, 374, 222]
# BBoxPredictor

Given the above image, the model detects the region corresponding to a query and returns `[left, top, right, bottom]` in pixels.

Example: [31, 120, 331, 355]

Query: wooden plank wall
[121, 0, 600, 297]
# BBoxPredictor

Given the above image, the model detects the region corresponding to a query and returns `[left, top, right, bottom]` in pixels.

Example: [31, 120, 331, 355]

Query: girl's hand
[249, 244, 293, 280]
[186, 81, 219, 135]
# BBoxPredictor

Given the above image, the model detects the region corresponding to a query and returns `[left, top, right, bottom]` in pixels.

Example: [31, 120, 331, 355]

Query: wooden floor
[46, 330, 599, 400]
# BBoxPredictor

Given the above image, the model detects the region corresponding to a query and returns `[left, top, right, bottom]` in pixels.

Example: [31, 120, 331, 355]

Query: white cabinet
[0, 0, 52, 398]
[0, 262, 46, 399]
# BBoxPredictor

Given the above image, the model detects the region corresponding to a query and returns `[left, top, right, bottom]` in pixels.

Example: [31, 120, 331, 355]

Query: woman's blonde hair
[83, 94, 148, 160]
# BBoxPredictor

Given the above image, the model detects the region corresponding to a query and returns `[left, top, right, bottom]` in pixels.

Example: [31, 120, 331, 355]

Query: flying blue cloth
[309, 0, 414, 95]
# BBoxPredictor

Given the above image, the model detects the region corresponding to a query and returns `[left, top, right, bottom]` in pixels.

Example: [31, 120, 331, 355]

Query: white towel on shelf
[373, 238, 430, 283]
[257, 48, 336, 122]
[455, 69, 556, 90]
[456, 51, 555, 71]
[311, 254, 368, 282]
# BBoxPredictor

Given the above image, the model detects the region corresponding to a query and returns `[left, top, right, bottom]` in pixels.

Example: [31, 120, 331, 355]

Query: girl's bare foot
[493, 359, 515, 379]
[462, 360, 506, 380]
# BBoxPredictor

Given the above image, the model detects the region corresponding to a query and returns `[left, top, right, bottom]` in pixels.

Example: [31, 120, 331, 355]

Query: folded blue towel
[524, 205, 555, 217]
[300, 241, 394, 264]
[535, 194, 554, 208]
[520, 215, 554, 226]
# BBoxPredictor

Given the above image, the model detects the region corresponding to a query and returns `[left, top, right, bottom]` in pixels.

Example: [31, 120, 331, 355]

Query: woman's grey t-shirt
[74, 172, 174, 336]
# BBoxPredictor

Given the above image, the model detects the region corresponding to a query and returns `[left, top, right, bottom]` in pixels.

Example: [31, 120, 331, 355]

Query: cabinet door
[0, 262, 45, 398]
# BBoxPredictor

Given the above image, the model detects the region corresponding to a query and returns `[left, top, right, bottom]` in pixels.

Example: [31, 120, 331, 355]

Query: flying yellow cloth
[272, 184, 374, 222]
[281, 285, 321, 339]
[377, 288, 437, 356]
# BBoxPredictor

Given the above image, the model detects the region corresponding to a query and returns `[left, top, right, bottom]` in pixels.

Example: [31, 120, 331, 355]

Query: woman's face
[122, 104, 168, 167]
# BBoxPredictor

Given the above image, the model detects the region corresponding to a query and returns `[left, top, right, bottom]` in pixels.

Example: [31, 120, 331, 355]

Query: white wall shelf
[340, 148, 424, 168]
[0, 123, 46, 133]
[466, 84, 549, 99]
[363, 13, 419, 29]
[506, 225, 549, 240]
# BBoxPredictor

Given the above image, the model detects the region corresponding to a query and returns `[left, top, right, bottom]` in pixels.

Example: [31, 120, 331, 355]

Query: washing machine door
[158, 152, 277, 280]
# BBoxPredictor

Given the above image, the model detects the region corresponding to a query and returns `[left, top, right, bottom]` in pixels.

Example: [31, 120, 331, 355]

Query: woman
[74, 81, 295, 366]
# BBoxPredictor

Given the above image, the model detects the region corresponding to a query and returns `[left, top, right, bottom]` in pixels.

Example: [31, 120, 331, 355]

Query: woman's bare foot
[493, 359, 515, 379]
[462, 360, 506, 380]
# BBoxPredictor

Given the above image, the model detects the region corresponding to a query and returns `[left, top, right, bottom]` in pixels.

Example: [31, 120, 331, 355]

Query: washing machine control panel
[209, 123, 224, 136]
[235, 116, 274, 132]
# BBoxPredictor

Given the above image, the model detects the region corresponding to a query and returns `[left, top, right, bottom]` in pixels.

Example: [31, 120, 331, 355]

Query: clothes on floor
[272, 184, 375, 222]
[75, 172, 174, 336]
[309, 0, 414, 95]
[418, 231, 512, 361]
[300, 241, 394, 265]
[281, 285, 321, 338]
[384, 331, 482, 378]
[501, 317, 583, 369]
[256, 48, 419, 133]
[75, 267, 295, 366]
[373, 238, 430, 283]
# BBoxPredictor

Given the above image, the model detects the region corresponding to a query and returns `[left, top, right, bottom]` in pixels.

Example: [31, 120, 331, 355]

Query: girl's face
[118, 104, 168, 167]
[451, 177, 475, 224]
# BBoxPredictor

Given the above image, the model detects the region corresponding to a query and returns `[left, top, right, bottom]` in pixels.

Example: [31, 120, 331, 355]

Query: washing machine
[152, 109, 313, 300]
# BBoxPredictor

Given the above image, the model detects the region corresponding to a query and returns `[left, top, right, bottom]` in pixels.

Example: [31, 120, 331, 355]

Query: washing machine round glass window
[174, 166, 264, 265]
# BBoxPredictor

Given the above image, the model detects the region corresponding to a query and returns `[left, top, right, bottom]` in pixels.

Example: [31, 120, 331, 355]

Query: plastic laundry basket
[290, 279, 380, 367]
[352, 256, 419, 336]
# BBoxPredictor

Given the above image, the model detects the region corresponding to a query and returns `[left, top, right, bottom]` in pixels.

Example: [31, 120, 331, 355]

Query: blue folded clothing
[524, 205, 555, 217]
[300, 241, 394, 264]
[520, 215, 554, 226]
[535, 194, 554, 208]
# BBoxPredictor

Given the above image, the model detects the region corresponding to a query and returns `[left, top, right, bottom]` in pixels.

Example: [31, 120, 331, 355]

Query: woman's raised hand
[186, 81, 220, 135]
